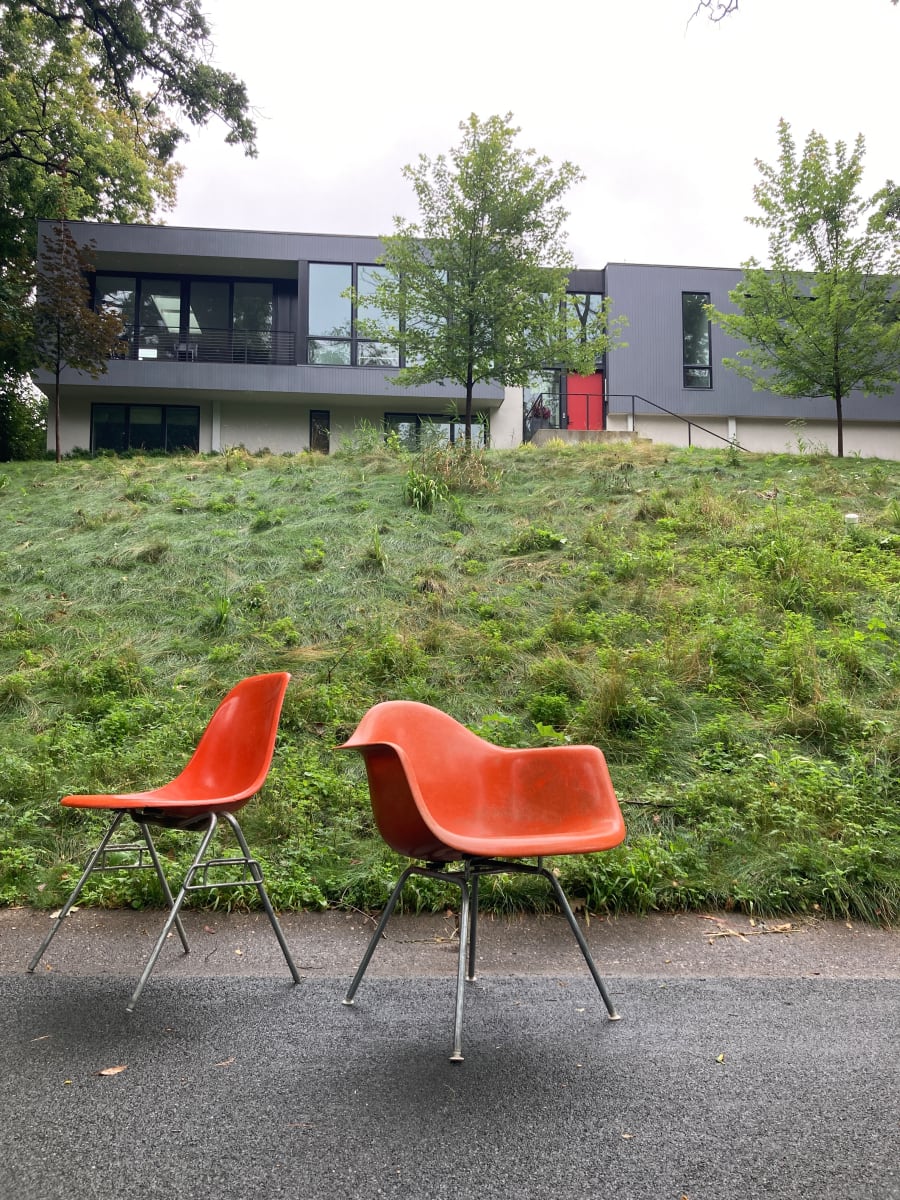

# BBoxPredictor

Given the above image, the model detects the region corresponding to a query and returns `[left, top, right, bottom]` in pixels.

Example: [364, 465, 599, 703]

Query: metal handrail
[112, 325, 297, 365]
[523, 389, 750, 452]
[607, 393, 749, 452]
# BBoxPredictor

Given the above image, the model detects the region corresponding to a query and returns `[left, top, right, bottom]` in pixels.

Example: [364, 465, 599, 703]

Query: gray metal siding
[604, 262, 900, 422]
[39, 360, 503, 406]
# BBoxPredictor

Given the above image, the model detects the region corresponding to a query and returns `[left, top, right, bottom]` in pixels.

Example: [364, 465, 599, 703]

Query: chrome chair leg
[27, 812, 127, 973]
[540, 865, 620, 1020]
[222, 812, 300, 984]
[343, 865, 417, 1006]
[136, 821, 190, 954]
[126, 815, 220, 1012]
[451, 873, 471, 1062]
[466, 871, 479, 982]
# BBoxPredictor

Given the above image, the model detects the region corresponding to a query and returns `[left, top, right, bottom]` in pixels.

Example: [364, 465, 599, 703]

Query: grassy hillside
[1, 435, 899, 922]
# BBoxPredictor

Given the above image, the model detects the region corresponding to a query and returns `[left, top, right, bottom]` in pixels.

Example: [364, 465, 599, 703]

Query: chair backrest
[341, 700, 624, 859]
[158, 672, 291, 808]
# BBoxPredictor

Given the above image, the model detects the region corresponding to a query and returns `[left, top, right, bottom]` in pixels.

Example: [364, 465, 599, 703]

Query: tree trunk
[464, 372, 474, 446]
[834, 392, 844, 458]
[54, 369, 61, 463]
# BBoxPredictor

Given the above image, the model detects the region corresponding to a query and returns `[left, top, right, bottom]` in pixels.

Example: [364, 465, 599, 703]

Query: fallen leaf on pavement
[98, 1065, 127, 1076]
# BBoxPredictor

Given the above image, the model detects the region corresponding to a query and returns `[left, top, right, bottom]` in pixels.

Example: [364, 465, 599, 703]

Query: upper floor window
[682, 292, 712, 388]
[93, 274, 283, 364]
[568, 292, 605, 341]
[307, 263, 399, 366]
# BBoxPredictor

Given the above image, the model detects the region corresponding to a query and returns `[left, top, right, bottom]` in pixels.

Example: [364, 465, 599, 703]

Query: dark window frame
[383, 411, 487, 449]
[682, 291, 713, 389]
[306, 262, 399, 368]
[92, 271, 285, 363]
[90, 402, 200, 455]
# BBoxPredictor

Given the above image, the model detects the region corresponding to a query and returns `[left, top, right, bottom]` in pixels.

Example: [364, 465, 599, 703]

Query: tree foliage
[362, 113, 625, 443]
[0, 0, 255, 455]
[2, 0, 256, 160]
[710, 120, 900, 457]
[33, 222, 124, 461]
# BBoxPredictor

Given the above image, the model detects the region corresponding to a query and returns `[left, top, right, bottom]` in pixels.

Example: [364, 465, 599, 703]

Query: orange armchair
[28, 672, 300, 1009]
[340, 700, 626, 1061]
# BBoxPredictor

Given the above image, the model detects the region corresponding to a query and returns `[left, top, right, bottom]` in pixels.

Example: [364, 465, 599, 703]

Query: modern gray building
[34, 220, 900, 459]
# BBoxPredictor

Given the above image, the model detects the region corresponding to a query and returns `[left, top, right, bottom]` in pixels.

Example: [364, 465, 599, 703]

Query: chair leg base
[342, 855, 621, 1061]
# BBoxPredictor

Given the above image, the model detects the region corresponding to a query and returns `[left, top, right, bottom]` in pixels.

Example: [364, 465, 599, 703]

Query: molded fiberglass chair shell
[339, 700, 627, 1061]
[28, 672, 300, 1010]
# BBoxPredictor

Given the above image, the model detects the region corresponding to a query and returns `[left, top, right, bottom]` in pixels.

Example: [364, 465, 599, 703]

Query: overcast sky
[168, 0, 897, 270]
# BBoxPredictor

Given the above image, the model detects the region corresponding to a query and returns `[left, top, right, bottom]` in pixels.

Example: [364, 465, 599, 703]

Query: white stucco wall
[605, 413, 900, 459]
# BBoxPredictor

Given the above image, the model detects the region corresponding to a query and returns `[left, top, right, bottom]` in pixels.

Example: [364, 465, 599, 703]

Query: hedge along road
[1, 908, 898, 1200]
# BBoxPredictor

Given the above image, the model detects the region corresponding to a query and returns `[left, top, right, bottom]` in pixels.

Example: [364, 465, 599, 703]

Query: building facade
[34, 221, 900, 459]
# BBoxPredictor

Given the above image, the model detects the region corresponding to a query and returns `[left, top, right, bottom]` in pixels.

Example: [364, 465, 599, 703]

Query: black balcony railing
[114, 326, 296, 365]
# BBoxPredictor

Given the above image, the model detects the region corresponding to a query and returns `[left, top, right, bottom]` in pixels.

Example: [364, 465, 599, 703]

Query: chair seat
[61, 789, 253, 821]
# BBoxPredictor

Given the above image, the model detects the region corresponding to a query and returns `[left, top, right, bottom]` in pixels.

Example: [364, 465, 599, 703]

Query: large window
[307, 263, 352, 363]
[682, 292, 712, 388]
[233, 282, 274, 362]
[93, 274, 281, 363]
[307, 263, 398, 366]
[384, 412, 486, 450]
[139, 279, 182, 360]
[91, 404, 199, 454]
[568, 292, 605, 341]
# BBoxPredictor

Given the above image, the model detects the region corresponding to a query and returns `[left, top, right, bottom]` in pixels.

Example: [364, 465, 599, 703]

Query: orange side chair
[28, 672, 300, 1010]
[340, 700, 627, 1061]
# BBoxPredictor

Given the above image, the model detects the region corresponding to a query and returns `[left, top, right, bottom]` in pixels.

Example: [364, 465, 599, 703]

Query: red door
[566, 373, 604, 430]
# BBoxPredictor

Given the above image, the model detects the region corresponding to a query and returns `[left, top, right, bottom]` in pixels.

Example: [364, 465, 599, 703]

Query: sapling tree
[710, 120, 900, 457]
[32, 223, 124, 461]
[360, 113, 625, 444]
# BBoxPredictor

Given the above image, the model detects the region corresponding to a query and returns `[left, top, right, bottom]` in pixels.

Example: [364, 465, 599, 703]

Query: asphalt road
[1, 909, 898, 1200]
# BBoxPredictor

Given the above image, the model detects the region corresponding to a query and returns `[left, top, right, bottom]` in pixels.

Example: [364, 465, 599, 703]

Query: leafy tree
[0, 1, 255, 456]
[361, 113, 625, 444]
[0, 372, 45, 459]
[33, 222, 124, 461]
[1, 0, 256, 160]
[710, 120, 900, 458]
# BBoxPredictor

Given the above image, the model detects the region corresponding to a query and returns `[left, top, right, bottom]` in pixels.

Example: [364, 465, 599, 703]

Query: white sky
[168, 0, 897, 270]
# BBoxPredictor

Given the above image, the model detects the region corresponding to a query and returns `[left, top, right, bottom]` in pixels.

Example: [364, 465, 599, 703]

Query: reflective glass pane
[92, 404, 127, 453]
[308, 338, 351, 365]
[383, 414, 420, 451]
[308, 263, 351, 337]
[95, 275, 136, 324]
[129, 405, 164, 451]
[358, 340, 399, 367]
[234, 282, 273, 363]
[165, 407, 200, 452]
[568, 292, 604, 337]
[682, 293, 710, 367]
[94, 275, 136, 357]
[684, 367, 712, 389]
[139, 279, 182, 359]
[357, 265, 391, 332]
[188, 281, 229, 361]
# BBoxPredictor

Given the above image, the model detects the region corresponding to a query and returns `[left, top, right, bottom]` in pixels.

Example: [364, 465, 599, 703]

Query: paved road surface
[1, 909, 897, 1200]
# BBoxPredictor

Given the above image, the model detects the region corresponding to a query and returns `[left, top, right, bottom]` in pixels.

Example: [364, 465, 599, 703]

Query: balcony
[115, 326, 297, 366]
